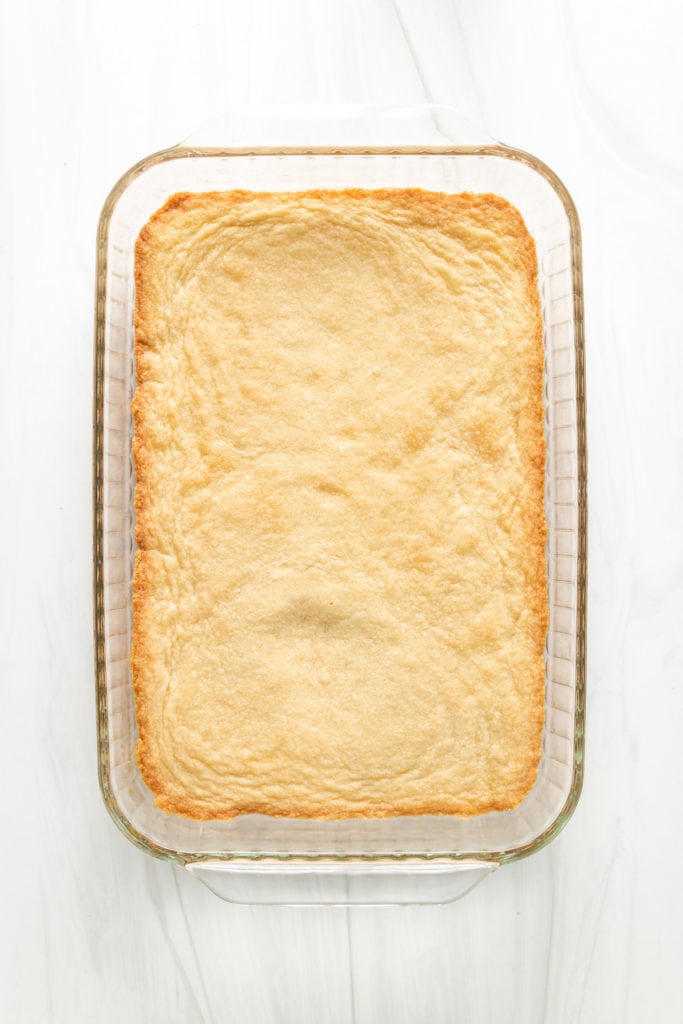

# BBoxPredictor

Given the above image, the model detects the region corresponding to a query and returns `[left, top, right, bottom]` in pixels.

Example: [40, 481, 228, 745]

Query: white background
[2, 1, 683, 1021]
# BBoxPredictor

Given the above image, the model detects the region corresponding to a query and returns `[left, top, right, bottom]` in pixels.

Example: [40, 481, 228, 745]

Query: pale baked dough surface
[133, 189, 547, 820]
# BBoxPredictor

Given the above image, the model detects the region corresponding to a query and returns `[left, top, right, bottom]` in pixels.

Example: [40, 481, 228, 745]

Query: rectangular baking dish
[94, 105, 586, 904]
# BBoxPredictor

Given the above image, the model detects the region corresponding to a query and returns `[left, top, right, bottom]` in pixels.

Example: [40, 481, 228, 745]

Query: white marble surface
[2, 0, 682, 1020]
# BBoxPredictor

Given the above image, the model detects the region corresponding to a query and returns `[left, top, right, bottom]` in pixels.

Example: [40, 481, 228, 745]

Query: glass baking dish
[94, 105, 586, 905]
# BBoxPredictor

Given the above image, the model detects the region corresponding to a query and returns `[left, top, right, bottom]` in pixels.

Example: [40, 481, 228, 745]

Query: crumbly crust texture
[132, 188, 547, 821]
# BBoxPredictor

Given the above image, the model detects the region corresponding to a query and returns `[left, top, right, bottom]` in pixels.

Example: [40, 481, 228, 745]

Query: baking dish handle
[185, 859, 497, 906]
[180, 103, 495, 149]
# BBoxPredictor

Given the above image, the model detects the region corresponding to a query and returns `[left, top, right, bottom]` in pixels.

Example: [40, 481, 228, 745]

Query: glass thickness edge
[93, 143, 586, 866]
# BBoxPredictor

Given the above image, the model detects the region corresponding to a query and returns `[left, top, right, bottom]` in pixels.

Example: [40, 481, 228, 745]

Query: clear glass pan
[94, 105, 586, 904]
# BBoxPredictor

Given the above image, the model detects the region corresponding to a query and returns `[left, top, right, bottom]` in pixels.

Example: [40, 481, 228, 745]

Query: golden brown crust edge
[131, 188, 548, 822]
